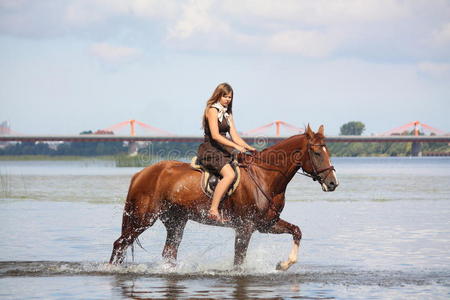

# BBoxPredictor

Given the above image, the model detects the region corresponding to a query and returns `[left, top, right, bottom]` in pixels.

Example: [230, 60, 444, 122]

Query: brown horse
[109, 125, 338, 270]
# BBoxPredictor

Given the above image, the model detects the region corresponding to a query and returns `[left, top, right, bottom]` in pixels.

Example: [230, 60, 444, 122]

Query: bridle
[296, 143, 335, 184]
[235, 140, 335, 220]
[237, 139, 333, 197]
[239, 141, 335, 185]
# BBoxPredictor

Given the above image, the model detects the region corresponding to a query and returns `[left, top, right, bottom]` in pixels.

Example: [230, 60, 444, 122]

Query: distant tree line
[2, 140, 445, 157]
[330, 121, 449, 156]
[0, 140, 207, 157]
[327, 142, 448, 157]
[0, 141, 128, 156]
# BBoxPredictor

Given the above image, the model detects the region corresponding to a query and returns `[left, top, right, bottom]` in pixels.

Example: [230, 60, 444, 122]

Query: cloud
[267, 29, 340, 58]
[0, 0, 179, 38]
[0, 0, 449, 62]
[167, 0, 230, 40]
[65, 0, 179, 26]
[89, 42, 141, 64]
[418, 62, 450, 78]
[0, 0, 69, 38]
[163, 0, 450, 61]
[432, 22, 450, 45]
[219, 0, 408, 25]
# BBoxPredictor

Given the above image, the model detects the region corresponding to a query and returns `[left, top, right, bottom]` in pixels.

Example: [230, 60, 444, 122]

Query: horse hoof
[276, 261, 287, 271]
[233, 264, 244, 272]
[162, 260, 176, 270]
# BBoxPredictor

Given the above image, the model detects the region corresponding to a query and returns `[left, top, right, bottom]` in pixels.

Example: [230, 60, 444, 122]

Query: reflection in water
[114, 276, 187, 299]
[112, 274, 339, 299]
[114, 275, 268, 299]
[231, 276, 250, 299]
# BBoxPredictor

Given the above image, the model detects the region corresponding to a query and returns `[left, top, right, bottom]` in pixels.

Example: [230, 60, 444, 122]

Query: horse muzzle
[321, 180, 338, 192]
[320, 170, 339, 192]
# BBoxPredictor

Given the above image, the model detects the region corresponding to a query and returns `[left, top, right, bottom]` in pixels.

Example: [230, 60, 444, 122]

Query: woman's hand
[246, 145, 257, 152]
[234, 145, 247, 153]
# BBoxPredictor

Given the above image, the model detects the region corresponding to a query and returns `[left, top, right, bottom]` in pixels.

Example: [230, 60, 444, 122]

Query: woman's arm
[207, 108, 246, 152]
[229, 114, 256, 151]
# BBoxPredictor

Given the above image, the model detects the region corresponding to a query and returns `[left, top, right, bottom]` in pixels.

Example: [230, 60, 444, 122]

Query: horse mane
[259, 134, 305, 154]
[258, 130, 325, 156]
[237, 134, 306, 164]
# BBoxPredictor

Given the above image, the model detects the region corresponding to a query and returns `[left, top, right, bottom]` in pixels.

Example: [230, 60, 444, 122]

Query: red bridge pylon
[102, 120, 174, 136]
[243, 120, 304, 136]
[378, 121, 447, 136]
[0, 121, 22, 135]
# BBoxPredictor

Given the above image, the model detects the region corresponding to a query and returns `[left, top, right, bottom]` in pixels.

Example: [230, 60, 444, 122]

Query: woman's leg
[209, 163, 235, 220]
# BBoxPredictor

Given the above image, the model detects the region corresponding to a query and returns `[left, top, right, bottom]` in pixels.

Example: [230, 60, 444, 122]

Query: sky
[0, 0, 449, 136]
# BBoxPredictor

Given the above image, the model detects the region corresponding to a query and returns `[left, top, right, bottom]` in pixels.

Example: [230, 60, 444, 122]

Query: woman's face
[219, 92, 232, 107]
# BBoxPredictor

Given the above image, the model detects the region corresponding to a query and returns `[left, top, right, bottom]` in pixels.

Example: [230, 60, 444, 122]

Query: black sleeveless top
[197, 107, 233, 174]
[203, 112, 230, 143]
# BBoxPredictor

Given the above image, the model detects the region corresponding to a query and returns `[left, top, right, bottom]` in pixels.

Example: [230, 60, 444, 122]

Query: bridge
[1, 120, 449, 156]
[0, 135, 449, 143]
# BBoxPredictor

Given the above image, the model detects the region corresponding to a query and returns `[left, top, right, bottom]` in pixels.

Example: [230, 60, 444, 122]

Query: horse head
[302, 124, 339, 192]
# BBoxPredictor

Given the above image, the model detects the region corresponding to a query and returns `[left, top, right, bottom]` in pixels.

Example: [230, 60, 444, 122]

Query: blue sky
[1, 0, 449, 136]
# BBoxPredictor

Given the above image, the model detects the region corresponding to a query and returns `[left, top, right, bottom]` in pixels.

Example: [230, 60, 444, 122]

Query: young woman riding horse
[109, 88, 338, 270]
[197, 83, 256, 223]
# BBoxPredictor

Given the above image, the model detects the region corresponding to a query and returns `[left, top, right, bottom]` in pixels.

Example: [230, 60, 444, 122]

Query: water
[0, 157, 449, 299]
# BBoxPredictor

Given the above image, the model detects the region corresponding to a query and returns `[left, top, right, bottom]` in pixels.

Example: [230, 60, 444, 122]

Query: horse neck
[255, 134, 307, 194]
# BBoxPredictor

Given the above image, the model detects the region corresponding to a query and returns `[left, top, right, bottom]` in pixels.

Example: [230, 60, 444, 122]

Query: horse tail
[110, 166, 162, 264]
[121, 171, 152, 257]
[121, 172, 139, 233]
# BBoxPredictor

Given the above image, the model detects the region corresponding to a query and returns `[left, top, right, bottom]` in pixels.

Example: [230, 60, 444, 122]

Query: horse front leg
[259, 218, 302, 271]
[234, 226, 254, 267]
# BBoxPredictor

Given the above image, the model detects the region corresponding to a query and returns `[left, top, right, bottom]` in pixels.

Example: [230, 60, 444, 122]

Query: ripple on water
[1, 261, 449, 288]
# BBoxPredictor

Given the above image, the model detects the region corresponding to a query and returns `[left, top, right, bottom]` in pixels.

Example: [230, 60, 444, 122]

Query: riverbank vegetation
[1, 140, 448, 161]
[327, 142, 449, 157]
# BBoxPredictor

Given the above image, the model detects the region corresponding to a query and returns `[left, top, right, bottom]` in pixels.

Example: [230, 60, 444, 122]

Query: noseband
[297, 143, 335, 184]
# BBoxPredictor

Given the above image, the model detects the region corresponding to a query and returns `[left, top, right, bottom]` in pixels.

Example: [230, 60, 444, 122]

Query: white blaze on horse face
[323, 146, 331, 164]
[332, 170, 338, 186]
[323, 146, 339, 186]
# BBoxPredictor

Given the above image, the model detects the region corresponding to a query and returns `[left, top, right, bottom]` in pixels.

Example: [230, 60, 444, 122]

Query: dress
[197, 108, 233, 175]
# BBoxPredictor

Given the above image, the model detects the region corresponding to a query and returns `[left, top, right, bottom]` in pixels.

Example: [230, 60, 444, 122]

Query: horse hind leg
[234, 226, 254, 268]
[109, 197, 159, 265]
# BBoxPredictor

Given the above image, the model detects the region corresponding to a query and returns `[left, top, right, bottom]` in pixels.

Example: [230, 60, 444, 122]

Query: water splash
[1, 261, 449, 287]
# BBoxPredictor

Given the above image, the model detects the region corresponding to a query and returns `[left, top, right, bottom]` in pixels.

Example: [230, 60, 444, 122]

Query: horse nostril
[329, 181, 335, 186]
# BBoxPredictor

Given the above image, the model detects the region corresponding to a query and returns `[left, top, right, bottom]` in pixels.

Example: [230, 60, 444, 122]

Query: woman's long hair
[202, 83, 234, 129]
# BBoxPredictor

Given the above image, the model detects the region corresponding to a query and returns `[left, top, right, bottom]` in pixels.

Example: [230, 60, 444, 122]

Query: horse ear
[306, 124, 314, 140]
[318, 125, 324, 136]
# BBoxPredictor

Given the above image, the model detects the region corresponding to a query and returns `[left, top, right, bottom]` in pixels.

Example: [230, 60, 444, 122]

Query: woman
[197, 83, 256, 223]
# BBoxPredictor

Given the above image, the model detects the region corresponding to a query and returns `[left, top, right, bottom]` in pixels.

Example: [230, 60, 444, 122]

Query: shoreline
[0, 155, 117, 161]
[0, 154, 449, 161]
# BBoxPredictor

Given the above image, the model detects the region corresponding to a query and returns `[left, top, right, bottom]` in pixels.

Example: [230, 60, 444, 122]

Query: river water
[0, 157, 449, 299]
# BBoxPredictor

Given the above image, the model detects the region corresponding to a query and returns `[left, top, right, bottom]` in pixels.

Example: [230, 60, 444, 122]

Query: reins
[238, 141, 335, 214]
[244, 163, 279, 214]
[238, 152, 290, 179]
